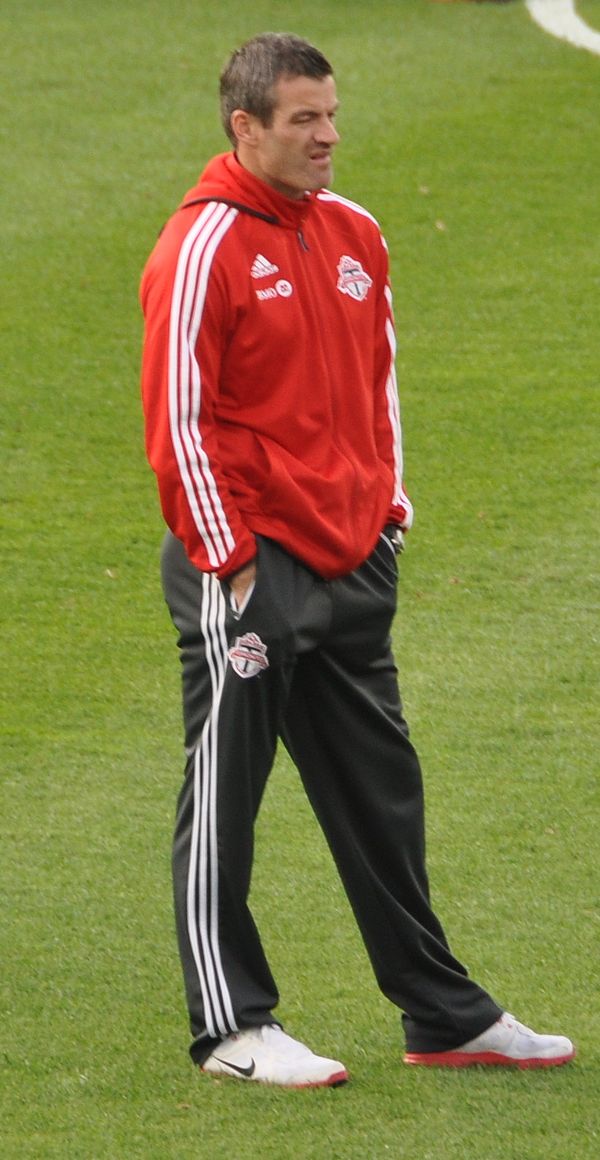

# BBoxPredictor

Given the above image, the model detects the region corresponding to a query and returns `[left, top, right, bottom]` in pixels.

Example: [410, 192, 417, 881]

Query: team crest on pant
[336, 255, 373, 302]
[228, 632, 269, 679]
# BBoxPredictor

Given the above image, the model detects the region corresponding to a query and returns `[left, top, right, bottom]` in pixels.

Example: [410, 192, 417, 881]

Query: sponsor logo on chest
[251, 253, 279, 279]
[255, 279, 293, 301]
[251, 253, 293, 299]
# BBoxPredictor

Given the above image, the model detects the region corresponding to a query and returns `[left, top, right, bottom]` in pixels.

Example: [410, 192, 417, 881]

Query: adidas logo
[251, 253, 279, 279]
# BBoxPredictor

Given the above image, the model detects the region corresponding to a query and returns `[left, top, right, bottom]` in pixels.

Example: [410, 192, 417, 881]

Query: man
[140, 33, 574, 1087]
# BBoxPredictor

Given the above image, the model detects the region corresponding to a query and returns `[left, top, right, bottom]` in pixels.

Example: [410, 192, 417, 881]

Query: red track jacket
[140, 152, 413, 579]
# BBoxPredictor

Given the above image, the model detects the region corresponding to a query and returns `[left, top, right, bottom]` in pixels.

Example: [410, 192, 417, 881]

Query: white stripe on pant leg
[185, 574, 237, 1039]
[205, 580, 232, 1020]
[186, 746, 215, 1034]
[199, 575, 237, 1034]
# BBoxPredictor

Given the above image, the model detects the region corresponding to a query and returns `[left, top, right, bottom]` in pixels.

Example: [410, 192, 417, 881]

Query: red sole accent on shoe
[201, 1067, 350, 1088]
[404, 1049, 575, 1069]
[293, 1069, 350, 1089]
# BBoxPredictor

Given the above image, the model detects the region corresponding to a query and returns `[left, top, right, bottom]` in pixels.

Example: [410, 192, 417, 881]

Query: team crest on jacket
[336, 255, 373, 302]
[228, 632, 269, 679]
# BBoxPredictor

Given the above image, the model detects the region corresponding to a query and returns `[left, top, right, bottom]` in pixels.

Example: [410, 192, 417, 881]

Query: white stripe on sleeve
[168, 202, 239, 569]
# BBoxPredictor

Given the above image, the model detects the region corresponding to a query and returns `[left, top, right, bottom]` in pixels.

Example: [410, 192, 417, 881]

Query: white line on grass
[526, 0, 600, 54]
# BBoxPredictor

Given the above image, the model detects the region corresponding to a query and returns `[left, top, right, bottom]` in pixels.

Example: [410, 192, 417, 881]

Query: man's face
[239, 73, 340, 199]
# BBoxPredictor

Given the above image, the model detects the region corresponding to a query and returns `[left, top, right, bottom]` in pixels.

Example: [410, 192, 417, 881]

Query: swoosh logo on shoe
[214, 1056, 256, 1078]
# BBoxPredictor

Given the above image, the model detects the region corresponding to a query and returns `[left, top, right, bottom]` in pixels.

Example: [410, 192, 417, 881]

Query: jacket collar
[182, 152, 315, 231]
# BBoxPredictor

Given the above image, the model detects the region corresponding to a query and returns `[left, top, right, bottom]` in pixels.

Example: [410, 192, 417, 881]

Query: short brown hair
[219, 32, 334, 146]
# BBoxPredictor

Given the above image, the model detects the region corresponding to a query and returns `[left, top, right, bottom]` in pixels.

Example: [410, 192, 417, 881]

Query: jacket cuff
[387, 505, 412, 532]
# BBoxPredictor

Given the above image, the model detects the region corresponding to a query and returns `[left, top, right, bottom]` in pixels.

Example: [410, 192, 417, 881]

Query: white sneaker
[404, 1012, 575, 1069]
[201, 1025, 349, 1088]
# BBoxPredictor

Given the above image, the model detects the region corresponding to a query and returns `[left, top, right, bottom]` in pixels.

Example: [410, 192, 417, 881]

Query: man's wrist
[228, 557, 257, 583]
[228, 558, 257, 610]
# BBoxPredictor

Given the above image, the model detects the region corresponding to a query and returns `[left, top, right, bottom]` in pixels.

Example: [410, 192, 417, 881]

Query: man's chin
[309, 164, 333, 190]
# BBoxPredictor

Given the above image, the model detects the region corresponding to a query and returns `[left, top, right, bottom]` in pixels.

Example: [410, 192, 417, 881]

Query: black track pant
[161, 530, 501, 1064]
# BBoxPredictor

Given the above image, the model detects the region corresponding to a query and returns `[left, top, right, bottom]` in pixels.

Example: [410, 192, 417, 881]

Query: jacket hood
[181, 152, 315, 231]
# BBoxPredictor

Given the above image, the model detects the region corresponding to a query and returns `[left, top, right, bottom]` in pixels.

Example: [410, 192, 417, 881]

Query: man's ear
[230, 108, 260, 147]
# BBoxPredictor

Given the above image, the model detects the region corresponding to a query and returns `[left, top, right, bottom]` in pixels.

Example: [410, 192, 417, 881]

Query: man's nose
[317, 117, 340, 145]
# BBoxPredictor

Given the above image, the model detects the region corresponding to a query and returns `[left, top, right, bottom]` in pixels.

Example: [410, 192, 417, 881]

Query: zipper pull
[297, 228, 309, 252]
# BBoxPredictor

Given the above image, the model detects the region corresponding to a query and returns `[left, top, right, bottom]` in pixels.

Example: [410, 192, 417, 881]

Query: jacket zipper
[297, 228, 309, 252]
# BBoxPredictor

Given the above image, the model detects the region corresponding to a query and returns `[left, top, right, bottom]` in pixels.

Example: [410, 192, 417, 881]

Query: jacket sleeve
[372, 234, 414, 531]
[140, 211, 257, 578]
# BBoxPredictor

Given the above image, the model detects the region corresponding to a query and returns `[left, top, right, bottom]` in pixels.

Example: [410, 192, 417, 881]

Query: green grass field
[2, 1, 599, 1156]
